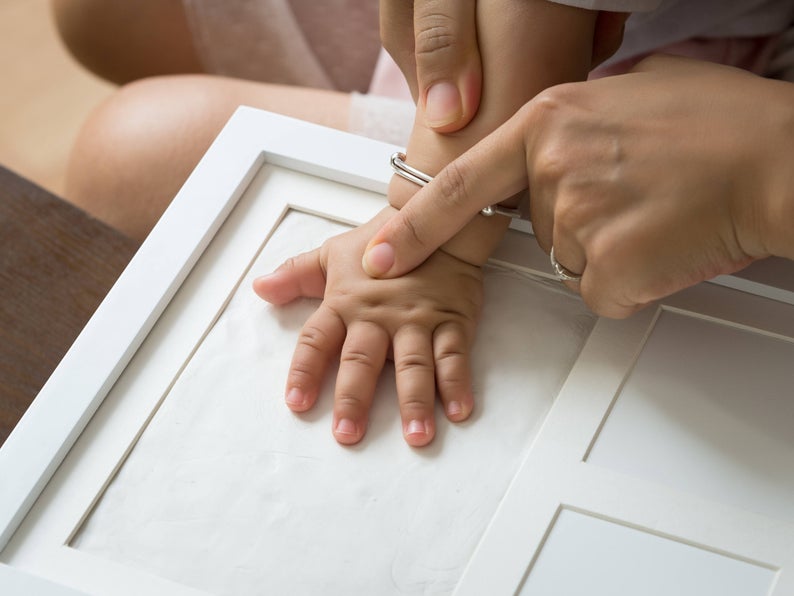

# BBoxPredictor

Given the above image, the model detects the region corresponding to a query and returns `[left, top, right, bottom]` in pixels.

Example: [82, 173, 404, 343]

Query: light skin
[65, 75, 351, 240]
[255, 0, 600, 446]
[380, 1, 627, 134]
[253, 209, 483, 445]
[54, 0, 622, 245]
[52, 0, 355, 241]
[54, 0, 632, 445]
[362, 55, 794, 319]
[51, 0, 203, 85]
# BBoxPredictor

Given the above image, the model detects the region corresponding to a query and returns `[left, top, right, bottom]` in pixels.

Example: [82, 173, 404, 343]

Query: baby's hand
[253, 208, 483, 447]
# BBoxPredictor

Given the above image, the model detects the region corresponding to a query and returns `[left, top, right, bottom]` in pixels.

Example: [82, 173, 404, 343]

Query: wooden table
[0, 165, 139, 445]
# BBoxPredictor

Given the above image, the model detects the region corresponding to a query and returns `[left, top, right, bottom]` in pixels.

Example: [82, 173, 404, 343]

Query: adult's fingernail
[425, 82, 462, 128]
[362, 242, 395, 277]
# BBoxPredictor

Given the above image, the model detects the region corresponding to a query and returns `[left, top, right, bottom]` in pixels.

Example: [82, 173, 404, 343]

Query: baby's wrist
[387, 174, 507, 268]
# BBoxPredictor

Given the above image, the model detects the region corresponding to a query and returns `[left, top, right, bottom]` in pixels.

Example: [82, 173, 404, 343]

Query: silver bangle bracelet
[390, 152, 523, 219]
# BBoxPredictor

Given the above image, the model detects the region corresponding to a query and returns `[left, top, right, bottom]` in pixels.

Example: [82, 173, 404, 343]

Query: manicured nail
[362, 242, 395, 277]
[405, 419, 428, 437]
[425, 82, 462, 128]
[285, 387, 305, 408]
[447, 401, 463, 418]
[335, 418, 358, 436]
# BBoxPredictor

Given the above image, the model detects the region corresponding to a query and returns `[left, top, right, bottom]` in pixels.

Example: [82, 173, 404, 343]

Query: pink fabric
[368, 49, 413, 100]
[590, 34, 780, 78]
[182, 0, 381, 92]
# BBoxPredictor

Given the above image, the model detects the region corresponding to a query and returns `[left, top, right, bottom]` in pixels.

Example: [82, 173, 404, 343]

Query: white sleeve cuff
[348, 92, 415, 148]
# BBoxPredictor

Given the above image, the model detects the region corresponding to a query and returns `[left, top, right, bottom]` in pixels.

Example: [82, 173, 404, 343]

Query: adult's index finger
[363, 111, 531, 278]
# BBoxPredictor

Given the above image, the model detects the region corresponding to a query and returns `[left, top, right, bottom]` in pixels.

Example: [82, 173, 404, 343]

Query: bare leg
[64, 75, 351, 240]
[51, 0, 203, 84]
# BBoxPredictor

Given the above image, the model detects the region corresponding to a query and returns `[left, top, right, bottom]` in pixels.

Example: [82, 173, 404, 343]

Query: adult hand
[363, 55, 794, 318]
[379, 0, 628, 133]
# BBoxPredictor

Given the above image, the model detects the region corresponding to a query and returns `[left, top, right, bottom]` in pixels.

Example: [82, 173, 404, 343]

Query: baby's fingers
[253, 248, 326, 306]
[433, 321, 474, 422]
[393, 325, 437, 447]
[286, 306, 345, 413]
[333, 321, 389, 445]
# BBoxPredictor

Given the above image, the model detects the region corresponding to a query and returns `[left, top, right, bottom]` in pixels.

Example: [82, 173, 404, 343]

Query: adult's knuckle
[415, 14, 457, 61]
[435, 156, 472, 212]
[526, 84, 579, 136]
[554, 195, 588, 238]
[533, 140, 568, 187]
[535, 83, 578, 112]
[393, 209, 428, 251]
[583, 288, 632, 320]
[586, 232, 618, 269]
[529, 88, 564, 123]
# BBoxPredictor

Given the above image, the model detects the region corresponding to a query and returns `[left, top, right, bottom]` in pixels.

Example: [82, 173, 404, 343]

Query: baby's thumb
[253, 248, 326, 305]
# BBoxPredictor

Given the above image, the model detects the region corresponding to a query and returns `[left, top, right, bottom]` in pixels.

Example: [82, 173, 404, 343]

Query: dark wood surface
[0, 165, 139, 446]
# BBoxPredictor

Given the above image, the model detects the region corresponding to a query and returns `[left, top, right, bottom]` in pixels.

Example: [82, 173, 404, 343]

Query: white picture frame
[2, 107, 793, 596]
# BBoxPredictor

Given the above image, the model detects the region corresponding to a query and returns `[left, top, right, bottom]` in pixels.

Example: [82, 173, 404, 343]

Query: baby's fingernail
[285, 387, 306, 409]
[447, 401, 463, 418]
[425, 82, 462, 128]
[405, 419, 429, 437]
[335, 418, 358, 437]
[362, 242, 395, 277]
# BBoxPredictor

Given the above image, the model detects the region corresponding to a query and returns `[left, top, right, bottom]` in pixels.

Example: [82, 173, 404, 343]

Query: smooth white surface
[588, 310, 794, 521]
[518, 509, 775, 596]
[456, 291, 794, 595]
[0, 565, 86, 596]
[71, 210, 595, 596]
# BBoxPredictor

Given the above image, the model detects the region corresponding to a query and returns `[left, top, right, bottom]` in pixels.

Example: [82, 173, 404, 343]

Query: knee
[65, 76, 229, 240]
[51, 0, 201, 84]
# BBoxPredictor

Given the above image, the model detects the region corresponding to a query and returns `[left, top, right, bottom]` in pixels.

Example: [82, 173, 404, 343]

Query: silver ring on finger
[550, 246, 583, 283]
